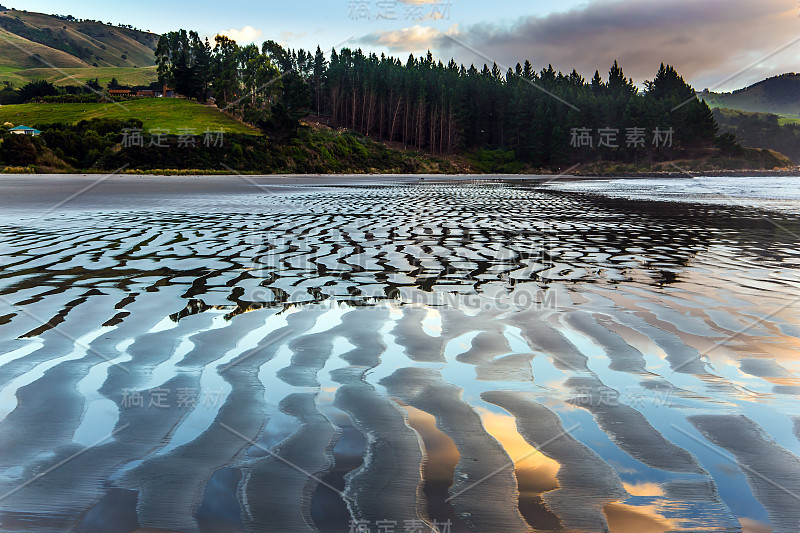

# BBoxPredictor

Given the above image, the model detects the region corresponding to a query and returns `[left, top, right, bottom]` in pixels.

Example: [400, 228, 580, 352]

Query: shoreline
[3, 168, 800, 180]
[574, 168, 800, 178]
[2, 173, 799, 215]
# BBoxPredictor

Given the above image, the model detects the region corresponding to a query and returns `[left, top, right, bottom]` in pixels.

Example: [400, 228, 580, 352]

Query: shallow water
[546, 175, 800, 213]
[0, 175, 799, 532]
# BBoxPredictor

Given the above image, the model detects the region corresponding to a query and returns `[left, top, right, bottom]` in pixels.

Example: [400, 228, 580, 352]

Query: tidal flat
[0, 174, 798, 533]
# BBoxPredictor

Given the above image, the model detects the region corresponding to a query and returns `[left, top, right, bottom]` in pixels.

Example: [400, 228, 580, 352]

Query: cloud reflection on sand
[0, 177, 797, 532]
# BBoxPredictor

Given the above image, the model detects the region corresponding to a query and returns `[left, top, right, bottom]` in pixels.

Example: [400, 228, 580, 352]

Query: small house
[9, 125, 41, 137]
[109, 89, 131, 96]
[136, 90, 155, 97]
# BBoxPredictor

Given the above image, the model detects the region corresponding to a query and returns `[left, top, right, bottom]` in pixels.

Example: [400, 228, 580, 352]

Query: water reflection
[0, 180, 797, 532]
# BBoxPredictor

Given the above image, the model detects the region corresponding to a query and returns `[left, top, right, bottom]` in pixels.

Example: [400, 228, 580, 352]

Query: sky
[4, 0, 800, 91]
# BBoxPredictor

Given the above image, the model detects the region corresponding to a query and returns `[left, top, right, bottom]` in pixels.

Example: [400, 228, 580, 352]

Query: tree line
[156, 30, 723, 166]
[0, 79, 163, 105]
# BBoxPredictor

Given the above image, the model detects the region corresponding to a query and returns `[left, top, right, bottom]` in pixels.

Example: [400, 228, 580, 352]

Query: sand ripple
[0, 179, 797, 532]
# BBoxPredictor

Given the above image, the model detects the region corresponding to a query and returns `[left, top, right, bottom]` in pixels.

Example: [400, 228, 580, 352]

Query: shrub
[0, 135, 38, 166]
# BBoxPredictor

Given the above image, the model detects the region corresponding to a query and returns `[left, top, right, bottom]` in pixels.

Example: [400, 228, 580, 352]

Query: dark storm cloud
[363, 0, 800, 90]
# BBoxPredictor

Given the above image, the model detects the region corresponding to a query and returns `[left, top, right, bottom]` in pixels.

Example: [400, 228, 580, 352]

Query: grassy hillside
[0, 26, 86, 71]
[0, 99, 261, 135]
[0, 9, 158, 67]
[699, 73, 800, 120]
[0, 7, 158, 87]
[712, 107, 800, 163]
[11, 66, 158, 86]
[0, 25, 85, 85]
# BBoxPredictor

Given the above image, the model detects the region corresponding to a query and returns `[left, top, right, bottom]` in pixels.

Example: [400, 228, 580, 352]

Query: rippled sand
[0, 175, 799, 533]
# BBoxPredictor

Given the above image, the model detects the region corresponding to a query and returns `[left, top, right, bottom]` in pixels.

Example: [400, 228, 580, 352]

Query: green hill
[0, 99, 261, 135]
[0, 7, 158, 86]
[698, 75, 800, 163]
[699, 73, 800, 120]
[10, 66, 158, 87]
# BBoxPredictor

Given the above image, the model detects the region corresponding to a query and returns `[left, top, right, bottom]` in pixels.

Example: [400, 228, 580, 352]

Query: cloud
[361, 0, 800, 91]
[217, 25, 263, 44]
[360, 24, 454, 54]
[279, 30, 308, 46]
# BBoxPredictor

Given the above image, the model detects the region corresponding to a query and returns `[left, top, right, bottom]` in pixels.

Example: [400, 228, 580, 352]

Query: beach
[0, 174, 798, 532]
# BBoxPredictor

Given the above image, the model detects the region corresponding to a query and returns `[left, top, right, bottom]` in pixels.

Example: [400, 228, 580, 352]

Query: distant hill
[699, 73, 800, 119]
[0, 7, 158, 86]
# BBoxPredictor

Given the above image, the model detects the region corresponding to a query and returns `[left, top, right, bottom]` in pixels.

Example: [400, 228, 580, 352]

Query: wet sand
[0, 175, 799, 532]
